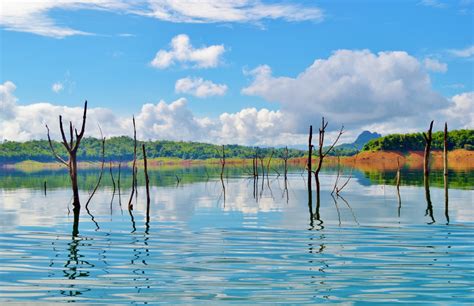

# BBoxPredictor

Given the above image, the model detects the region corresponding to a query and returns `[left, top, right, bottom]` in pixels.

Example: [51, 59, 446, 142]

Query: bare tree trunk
[444, 122, 448, 177]
[70, 151, 80, 205]
[307, 125, 313, 197]
[46, 100, 87, 209]
[396, 157, 402, 216]
[220, 145, 226, 181]
[117, 162, 122, 206]
[252, 156, 256, 177]
[307, 126, 313, 212]
[444, 122, 449, 224]
[259, 155, 265, 179]
[254, 149, 259, 178]
[110, 162, 116, 194]
[143, 144, 150, 218]
[266, 150, 274, 181]
[128, 116, 137, 210]
[423, 120, 434, 178]
[312, 118, 344, 210]
[72, 206, 80, 237]
[422, 121, 435, 224]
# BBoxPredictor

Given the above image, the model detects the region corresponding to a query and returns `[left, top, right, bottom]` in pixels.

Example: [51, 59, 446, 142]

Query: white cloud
[0, 81, 291, 145]
[150, 34, 225, 69]
[145, 0, 323, 23]
[242, 49, 449, 133]
[0, 81, 17, 120]
[357, 92, 473, 135]
[134, 98, 212, 141]
[51, 82, 64, 93]
[0, 1, 322, 38]
[2, 73, 471, 145]
[0, 0, 132, 38]
[448, 45, 474, 58]
[443, 92, 474, 128]
[175, 77, 227, 98]
[423, 58, 448, 73]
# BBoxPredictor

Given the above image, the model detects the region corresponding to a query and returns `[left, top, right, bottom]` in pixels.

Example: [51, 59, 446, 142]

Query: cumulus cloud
[175, 77, 227, 98]
[51, 82, 64, 93]
[243, 49, 449, 132]
[151, 34, 225, 69]
[0, 81, 291, 145]
[424, 58, 448, 73]
[354, 92, 473, 135]
[0, 81, 17, 120]
[0, 1, 323, 38]
[443, 92, 474, 128]
[134, 98, 213, 141]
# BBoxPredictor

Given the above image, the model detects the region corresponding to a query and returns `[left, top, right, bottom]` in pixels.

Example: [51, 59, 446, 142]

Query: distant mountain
[330, 131, 382, 155]
[353, 131, 383, 149]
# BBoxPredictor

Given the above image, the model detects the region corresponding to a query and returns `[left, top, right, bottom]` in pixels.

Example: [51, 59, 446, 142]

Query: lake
[0, 166, 473, 304]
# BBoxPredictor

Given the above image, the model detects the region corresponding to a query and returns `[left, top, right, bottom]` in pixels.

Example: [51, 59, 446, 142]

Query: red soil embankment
[340, 149, 473, 171]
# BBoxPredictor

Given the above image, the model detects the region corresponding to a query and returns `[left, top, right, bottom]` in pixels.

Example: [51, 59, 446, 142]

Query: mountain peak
[354, 131, 382, 146]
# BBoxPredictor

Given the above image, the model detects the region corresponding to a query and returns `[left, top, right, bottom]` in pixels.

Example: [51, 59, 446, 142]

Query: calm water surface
[0, 168, 473, 304]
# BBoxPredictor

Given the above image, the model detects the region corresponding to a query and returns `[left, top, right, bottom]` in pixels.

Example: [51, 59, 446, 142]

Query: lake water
[0, 167, 473, 304]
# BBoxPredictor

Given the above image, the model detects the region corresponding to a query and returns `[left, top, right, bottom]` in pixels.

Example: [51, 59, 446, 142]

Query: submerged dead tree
[117, 162, 122, 206]
[444, 122, 449, 177]
[266, 150, 274, 181]
[143, 144, 151, 220]
[423, 120, 435, 224]
[254, 148, 259, 178]
[444, 122, 450, 224]
[396, 157, 402, 216]
[423, 120, 434, 178]
[219, 145, 226, 181]
[46, 101, 87, 208]
[85, 135, 106, 208]
[307, 125, 313, 207]
[333, 152, 358, 196]
[312, 118, 344, 206]
[128, 116, 137, 210]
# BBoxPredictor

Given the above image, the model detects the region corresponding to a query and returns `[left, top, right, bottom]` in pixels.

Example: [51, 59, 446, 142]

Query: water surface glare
[0, 170, 473, 304]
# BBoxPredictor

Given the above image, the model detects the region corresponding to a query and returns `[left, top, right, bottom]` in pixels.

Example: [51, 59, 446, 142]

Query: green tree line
[0, 136, 305, 163]
[362, 129, 473, 152]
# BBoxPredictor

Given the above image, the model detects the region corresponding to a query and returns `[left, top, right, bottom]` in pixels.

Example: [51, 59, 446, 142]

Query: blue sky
[1, 0, 473, 144]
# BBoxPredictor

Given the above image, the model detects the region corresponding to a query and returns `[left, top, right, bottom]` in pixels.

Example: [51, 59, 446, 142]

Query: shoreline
[2, 149, 473, 172]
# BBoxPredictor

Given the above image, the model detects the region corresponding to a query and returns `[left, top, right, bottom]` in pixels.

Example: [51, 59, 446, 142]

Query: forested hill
[1, 129, 472, 164]
[362, 129, 474, 152]
[0, 136, 305, 163]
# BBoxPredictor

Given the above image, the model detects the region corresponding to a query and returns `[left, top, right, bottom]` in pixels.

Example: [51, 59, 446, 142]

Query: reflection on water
[0, 168, 473, 304]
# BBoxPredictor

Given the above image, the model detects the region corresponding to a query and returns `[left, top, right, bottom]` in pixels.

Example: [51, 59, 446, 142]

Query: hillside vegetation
[1, 129, 472, 164]
[0, 136, 304, 163]
[362, 129, 473, 152]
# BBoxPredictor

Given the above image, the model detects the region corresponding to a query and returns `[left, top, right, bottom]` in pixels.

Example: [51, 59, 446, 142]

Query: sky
[0, 0, 473, 145]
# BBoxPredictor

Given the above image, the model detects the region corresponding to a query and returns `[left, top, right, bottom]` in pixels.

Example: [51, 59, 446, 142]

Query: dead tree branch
[85, 133, 105, 208]
[45, 100, 87, 208]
